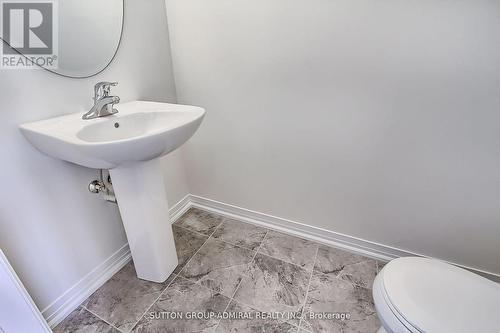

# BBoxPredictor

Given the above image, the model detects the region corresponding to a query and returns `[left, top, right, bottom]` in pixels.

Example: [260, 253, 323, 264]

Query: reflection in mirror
[0, 0, 123, 78]
[57, 0, 123, 77]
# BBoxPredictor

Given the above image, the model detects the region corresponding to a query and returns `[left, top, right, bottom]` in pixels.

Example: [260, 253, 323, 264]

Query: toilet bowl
[372, 257, 500, 333]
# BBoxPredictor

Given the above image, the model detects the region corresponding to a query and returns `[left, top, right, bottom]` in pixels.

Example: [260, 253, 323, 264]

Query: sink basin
[20, 101, 205, 283]
[20, 101, 205, 169]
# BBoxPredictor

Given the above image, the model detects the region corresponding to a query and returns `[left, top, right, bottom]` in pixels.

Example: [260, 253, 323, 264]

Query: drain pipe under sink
[88, 169, 117, 203]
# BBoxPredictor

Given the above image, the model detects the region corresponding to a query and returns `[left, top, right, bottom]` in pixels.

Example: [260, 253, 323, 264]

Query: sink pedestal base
[109, 158, 178, 282]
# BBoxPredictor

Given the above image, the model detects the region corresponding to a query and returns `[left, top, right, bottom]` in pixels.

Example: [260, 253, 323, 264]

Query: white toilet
[373, 257, 500, 333]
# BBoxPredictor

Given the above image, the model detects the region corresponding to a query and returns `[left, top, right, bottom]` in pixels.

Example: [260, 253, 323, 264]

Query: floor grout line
[175, 224, 260, 297]
[203, 227, 320, 330]
[217, 224, 323, 272]
[193, 205, 388, 264]
[175, 227, 273, 332]
[211, 233, 266, 253]
[67, 209, 379, 332]
[127, 219, 226, 331]
[232, 229, 269, 298]
[210, 229, 268, 331]
[125, 272, 178, 333]
[212, 278, 245, 331]
[217, 296, 302, 329]
[172, 223, 213, 239]
[229, 279, 244, 300]
[298, 245, 319, 331]
[255, 250, 315, 274]
[211, 230, 307, 329]
[252, 230, 268, 261]
[180, 208, 376, 275]
[176, 220, 224, 277]
[312, 262, 376, 292]
[177, 226, 316, 286]
[175, 216, 269, 254]
[80, 306, 124, 333]
[207, 233, 261, 254]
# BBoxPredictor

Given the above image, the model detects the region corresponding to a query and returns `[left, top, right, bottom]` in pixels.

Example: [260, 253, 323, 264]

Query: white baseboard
[42, 198, 190, 328]
[44, 192, 500, 328]
[42, 244, 131, 328]
[169, 194, 192, 223]
[186, 194, 500, 282]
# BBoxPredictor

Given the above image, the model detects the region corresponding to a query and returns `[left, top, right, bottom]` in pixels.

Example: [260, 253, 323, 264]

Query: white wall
[0, 0, 188, 311]
[165, 0, 500, 275]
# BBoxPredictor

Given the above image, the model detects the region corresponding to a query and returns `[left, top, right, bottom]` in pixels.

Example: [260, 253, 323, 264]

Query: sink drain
[114, 122, 120, 128]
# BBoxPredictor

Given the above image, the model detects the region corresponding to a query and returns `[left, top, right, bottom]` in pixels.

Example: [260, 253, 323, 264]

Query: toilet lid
[382, 257, 500, 333]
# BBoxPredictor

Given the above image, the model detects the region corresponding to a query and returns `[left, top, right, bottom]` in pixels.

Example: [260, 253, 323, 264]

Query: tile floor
[54, 208, 385, 333]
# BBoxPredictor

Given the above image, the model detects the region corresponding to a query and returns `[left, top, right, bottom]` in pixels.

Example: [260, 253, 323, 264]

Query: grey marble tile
[301, 271, 379, 333]
[376, 260, 387, 273]
[233, 253, 310, 317]
[342, 317, 381, 333]
[132, 276, 230, 333]
[298, 320, 314, 332]
[54, 306, 119, 333]
[172, 224, 208, 274]
[173, 207, 224, 236]
[215, 299, 298, 333]
[212, 218, 267, 250]
[82, 262, 174, 332]
[259, 231, 319, 271]
[180, 238, 255, 298]
[338, 260, 378, 290]
[314, 246, 377, 289]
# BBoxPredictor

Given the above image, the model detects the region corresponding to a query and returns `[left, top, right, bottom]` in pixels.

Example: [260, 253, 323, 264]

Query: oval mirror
[0, 0, 123, 78]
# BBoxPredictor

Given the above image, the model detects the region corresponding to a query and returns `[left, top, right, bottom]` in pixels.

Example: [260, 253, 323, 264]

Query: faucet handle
[94, 82, 118, 99]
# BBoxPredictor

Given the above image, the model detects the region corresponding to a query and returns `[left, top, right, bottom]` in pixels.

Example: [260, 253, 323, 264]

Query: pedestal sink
[20, 101, 205, 282]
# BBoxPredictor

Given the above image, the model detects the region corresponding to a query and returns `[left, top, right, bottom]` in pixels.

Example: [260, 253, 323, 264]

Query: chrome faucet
[82, 82, 120, 120]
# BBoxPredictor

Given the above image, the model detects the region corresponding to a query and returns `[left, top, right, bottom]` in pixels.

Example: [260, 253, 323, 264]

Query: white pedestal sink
[20, 101, 205, 282]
